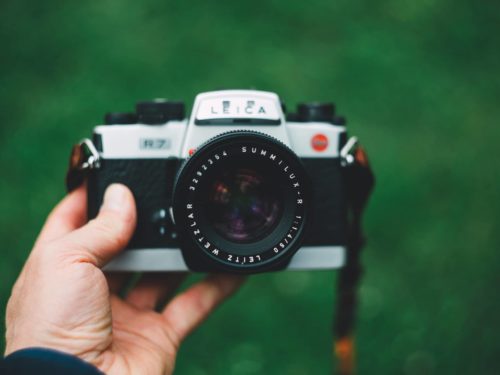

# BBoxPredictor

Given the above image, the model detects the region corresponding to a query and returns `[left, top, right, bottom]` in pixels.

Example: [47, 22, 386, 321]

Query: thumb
[56, 183, 136, 268]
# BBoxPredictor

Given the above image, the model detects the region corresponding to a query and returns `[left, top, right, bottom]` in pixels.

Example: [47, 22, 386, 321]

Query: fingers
[162, 274, 246, 343]
[55, 184, 136, 268]
[35, 185, 87, 246]
[126, 272, 187, 310]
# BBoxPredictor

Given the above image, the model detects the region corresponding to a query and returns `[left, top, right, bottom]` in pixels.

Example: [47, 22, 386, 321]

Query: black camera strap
[334, 140, 375, 375]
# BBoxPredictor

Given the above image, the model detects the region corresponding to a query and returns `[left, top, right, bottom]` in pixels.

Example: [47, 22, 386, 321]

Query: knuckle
[90, 215, 129, 248]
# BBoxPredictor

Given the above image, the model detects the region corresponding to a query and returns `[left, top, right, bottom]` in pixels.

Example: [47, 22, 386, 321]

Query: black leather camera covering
[87, 157, 347, 260]
[87, 158, 181, 249]
[300, 158, 347, 246]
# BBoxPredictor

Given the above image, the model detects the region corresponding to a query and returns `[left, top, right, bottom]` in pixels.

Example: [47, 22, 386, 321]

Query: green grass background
[1, 0, 499, 373]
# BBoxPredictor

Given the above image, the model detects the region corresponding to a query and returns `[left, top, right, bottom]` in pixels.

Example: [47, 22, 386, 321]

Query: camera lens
[206, 167, 283, 243]
[173, 131, 311, 273]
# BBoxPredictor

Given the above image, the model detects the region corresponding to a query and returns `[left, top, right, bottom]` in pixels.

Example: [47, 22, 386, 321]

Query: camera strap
[335, 138, 375, 375]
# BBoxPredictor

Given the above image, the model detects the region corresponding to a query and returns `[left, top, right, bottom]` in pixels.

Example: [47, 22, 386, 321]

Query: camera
[85, 90, 354, 273]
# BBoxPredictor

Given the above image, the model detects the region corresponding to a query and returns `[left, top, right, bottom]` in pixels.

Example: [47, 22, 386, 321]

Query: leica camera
[84, 90, 356, 273]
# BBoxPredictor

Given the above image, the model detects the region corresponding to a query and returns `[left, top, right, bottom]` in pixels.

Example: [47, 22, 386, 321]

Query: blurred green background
[1, 0, 499, 373]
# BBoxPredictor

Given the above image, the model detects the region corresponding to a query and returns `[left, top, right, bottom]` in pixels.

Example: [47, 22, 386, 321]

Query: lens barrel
[173, 131, 311, 273]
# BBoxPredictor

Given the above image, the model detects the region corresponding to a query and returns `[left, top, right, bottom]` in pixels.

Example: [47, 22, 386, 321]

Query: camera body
[87, 90, 349, 273]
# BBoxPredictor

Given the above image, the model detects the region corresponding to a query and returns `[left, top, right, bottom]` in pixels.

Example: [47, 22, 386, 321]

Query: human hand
[5, 184, 245, 374]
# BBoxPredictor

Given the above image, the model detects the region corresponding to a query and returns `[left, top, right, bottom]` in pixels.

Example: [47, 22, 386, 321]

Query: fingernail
[101, 184, 128, 213]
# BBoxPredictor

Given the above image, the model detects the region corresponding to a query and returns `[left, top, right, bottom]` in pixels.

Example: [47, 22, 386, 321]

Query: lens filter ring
[173, 131, 311, 272]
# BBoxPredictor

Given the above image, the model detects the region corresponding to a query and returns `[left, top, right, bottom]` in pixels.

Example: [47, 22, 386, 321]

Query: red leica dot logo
[311, 134, 328, 152]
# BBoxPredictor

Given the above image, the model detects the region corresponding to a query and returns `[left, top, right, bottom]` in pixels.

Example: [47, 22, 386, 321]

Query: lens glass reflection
[206, 167, 283, 243]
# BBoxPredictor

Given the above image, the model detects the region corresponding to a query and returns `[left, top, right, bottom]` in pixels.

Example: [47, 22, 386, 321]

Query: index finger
[35, 185, 87, 246]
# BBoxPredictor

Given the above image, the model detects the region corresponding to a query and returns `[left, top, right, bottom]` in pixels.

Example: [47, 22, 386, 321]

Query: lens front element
[207, 167, 283, 244]
[173, 131, 311, 272]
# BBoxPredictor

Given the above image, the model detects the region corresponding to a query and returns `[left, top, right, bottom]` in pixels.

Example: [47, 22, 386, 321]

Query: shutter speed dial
[104, 99, 186, 125]
[136, 99, 185, 125]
